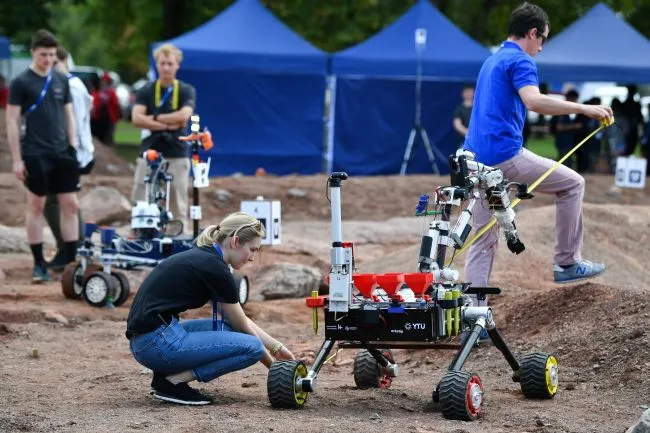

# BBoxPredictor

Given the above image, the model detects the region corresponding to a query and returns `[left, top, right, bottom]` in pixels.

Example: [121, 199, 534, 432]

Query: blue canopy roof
[0, 36, 10, 59]
[331, 0, 490, 79]
[153, 0, 327, 74]
[536, 3, 650, 83]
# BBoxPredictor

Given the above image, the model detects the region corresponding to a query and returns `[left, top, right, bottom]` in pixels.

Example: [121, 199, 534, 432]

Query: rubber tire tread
[267, 360, 307, 409]
[61, 262, 102, 299]
[353, 349, 381, 389]
[438, 371, 479, 421]
[111, 271, 131, 307]
[520, 352, 556, 399]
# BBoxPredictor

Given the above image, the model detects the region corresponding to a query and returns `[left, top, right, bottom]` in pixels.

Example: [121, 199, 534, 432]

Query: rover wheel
[110, 271, 131, 307]
[82, 272, 116, 308]
[61, 262, 102, 299]
[353, 349, 395, 390]
[438, 371, 484, 421]
[267, 360, 309, 409]
[520, 352, 558, 399]
[234, 273, 249, 305]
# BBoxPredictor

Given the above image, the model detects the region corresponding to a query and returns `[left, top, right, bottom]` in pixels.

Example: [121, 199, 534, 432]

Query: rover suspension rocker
[267, 150, 559, 421]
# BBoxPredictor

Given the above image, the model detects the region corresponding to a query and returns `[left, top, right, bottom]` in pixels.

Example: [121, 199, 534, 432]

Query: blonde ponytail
[196, 212, 265, 247]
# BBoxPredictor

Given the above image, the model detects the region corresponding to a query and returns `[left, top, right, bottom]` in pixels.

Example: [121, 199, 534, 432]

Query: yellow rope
[445, 117, 614, 266]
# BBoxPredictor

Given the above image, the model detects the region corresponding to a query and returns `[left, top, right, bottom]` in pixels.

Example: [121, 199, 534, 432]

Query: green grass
[113, 120, 560, 165]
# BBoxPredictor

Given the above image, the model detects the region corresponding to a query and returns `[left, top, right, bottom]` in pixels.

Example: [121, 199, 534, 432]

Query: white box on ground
[240, 197, 281, 245]
[615, 156, 647, 189]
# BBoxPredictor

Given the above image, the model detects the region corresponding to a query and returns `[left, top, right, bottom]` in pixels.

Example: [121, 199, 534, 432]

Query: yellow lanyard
[154, 79, 179, 110]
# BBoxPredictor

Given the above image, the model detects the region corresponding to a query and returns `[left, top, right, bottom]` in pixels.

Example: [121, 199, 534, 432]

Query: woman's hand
[274, 345, 296, 361]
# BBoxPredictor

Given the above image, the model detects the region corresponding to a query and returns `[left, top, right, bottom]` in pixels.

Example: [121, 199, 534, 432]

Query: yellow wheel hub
[293, 363, 308, 405]
[545, 356, 559, 395]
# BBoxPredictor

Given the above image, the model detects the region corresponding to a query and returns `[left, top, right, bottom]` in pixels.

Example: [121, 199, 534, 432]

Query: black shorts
[23, 148, 80, 197]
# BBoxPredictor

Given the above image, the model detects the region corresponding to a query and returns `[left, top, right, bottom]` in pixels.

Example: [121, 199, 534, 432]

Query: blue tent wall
[151, 0, 328, 176]
[331, 78, 463, 175]
[330, 0, 490, 175]
[536, 3, 650, 83]
[0, 36, 10, 59]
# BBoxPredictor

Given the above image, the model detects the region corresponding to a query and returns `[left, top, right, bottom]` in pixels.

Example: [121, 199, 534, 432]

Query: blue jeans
[129, 318, 265, 383]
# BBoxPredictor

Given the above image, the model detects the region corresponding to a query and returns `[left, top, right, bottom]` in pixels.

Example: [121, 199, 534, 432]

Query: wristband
[270, 342, 284, 356]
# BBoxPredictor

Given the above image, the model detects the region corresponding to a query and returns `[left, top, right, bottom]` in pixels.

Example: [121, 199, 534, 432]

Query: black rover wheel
[110, 271, 131, 307]
[82, 271, 116, 308]
[267, 360, 309, 409]
[353, 349, 395, 390]
[520, 352, 558, 399]
[438, 371, 484, 421]
[61, 262, 103, 299]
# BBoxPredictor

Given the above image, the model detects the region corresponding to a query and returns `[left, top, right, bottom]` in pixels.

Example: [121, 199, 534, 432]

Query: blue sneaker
[553, 260, 605, 284]
[32, 263, 50, 284]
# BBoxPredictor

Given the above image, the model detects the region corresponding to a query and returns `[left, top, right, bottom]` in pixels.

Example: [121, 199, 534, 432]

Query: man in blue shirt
[463, 2, 613, 292]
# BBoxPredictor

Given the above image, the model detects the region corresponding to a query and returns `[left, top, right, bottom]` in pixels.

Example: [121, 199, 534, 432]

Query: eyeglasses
[231, 220, 263, 237]
[536, 30, 548, 45]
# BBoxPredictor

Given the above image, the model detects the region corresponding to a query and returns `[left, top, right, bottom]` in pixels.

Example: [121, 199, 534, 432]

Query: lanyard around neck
[154, 79, 179, 110]
[25, 70, 53, 116]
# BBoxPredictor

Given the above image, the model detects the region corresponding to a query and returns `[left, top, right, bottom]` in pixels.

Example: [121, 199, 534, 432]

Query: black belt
[126, 312, 175, 340]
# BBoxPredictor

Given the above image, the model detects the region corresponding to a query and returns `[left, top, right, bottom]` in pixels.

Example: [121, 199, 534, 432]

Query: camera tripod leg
[400, 128, 418, 175]
[419, 126, 440, 175]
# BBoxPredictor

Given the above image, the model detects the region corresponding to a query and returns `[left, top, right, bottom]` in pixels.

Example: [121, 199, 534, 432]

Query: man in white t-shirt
[44, 46, 95, 271]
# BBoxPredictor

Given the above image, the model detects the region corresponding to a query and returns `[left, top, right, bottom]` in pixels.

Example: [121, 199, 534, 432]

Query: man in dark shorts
[5, 29, 80, 283]
[131, 43, 196, 234]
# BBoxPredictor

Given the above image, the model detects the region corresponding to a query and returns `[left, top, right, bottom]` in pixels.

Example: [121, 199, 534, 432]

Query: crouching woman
[125, 212, 295, 405]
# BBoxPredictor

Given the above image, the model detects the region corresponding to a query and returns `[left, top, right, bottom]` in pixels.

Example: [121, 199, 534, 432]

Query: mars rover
[60, 116, 250, 308]
[267, 150, 559, 421]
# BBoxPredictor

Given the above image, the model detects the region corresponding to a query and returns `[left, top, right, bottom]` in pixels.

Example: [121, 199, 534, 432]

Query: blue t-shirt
[463, 41, 539, 165]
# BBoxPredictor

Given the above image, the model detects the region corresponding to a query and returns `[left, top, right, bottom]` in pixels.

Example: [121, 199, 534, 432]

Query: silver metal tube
[330, 186, 342, 244]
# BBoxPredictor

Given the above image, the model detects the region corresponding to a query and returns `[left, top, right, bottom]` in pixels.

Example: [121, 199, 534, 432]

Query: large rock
[255, 263, 321, 300]
[0, 224, 31, 253]
[627, 409, 650, 433]
[79, 187, 132, 225]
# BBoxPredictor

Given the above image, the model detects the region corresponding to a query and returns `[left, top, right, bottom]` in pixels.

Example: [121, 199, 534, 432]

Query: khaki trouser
[131, 157, 191, 233]
[464, 148, 586, 289]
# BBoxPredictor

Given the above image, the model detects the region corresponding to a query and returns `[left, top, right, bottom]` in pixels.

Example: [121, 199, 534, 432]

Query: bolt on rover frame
[266, 150, 559, 421]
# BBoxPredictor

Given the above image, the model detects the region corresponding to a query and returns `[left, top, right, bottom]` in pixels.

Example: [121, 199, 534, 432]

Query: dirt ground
[1, 142, 650, 432]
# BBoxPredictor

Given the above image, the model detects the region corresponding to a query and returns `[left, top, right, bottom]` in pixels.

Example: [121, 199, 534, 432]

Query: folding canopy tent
[536, 3, 650, 83]
[151, 0, 329, 176]
[328, 0, 491, 175]
[0, 36, 10, 59]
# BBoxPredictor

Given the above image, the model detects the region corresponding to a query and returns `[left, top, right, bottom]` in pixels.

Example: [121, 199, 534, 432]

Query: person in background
[5, 29, 79, 282]
[90, 72, 120, 145]
[549, 89, 582, 169]
[621, 84, 642, 157]
[0, 74, 8, 109]
[130, 43, 196, 234]
[43, 46, 95, 270]
[452, 84, 474, 147]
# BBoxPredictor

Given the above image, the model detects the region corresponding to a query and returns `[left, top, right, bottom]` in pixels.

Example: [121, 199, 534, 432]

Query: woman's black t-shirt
[125, 245, 239, 338]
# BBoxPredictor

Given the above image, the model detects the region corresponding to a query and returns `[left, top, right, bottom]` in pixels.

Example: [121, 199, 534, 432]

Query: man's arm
[64, 103, 77, 148]
[452, 117, 468, 136]
[131, 104, 170, 131]
[155, 106, 193, 128]
[519, 86, 613, 120]
[6, 104, 22, 164]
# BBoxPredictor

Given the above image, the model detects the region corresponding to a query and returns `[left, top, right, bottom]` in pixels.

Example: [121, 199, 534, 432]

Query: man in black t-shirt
[453, 84, 474, 147]
[130, 43, 196, 234]
[6, 29, 80, 283]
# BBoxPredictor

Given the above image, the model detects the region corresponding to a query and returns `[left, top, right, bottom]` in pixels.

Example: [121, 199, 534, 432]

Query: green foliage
[2, 0, 650, 82]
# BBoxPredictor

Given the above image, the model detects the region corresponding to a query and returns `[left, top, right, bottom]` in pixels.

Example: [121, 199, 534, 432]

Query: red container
[403, 273, 433, 297]
[353, 274, 378, 298]
[375, 273, 405, 297]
